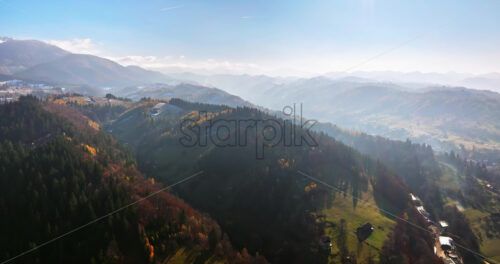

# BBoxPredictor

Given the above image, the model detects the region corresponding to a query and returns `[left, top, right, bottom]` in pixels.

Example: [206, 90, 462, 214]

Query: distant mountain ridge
[174, 73, 500, 153]
[121, 83, 255, 108]
[0, 38, 251, 106]
[0, 37, 69, 74]
[0, 37, 173, 92]
[325, 70, 500, 93]
[15, 53, 172, 88]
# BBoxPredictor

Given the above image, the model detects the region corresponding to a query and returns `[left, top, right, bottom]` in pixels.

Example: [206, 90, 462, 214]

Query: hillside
[16, 54, 171, 90]
[316, 122, 495, 263]
[2, 94, 494, 263]
[212, 76, 500, 154]
[0, 38, 265, 105]
[0, 38, 179, 94]
[173, 73, 500, 157]
[3, 2, 500, 264]
[0, 38, 69, 74]
[104, 98, 439, 263]
[437, 154, 500, 263]
[120, 83, 255, 108]
[167, 73, 292, 104]
[0, 96, 267, 264]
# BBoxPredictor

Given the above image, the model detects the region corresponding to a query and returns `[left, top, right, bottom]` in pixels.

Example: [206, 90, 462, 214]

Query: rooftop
[439, 236, 453, 247]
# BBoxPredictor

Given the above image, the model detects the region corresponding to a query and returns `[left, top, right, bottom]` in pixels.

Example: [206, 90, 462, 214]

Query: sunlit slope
[107, 98, 420, 263]
[322, 187, 395, 263]
[0, 97, 266, 264]
[437, 158, 500, 262]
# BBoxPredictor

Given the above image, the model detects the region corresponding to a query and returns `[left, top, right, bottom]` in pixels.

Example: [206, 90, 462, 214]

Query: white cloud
[41, 38, 267, 75]
[44, 38, 101, 54]
[240, 16, 252, 19]
[107, 55, 264, 75]
[106, 55, 167, 68]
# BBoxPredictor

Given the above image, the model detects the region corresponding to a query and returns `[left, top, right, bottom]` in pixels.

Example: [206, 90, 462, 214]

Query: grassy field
[361, 114, 500, 152]
[463, 208, 500, 263]
[322, 187, 395, 263]
[438, 162, 463, 191]
[438, 161, 500, 263]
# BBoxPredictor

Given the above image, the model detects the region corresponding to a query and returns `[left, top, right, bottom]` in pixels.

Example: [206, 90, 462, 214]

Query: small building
[319, 235, 332, 251]
[410, 193, 423, 206]
[150, 103, 165, 117]
[439, 236, 454, 251]
[356, 222, 374, 242]
[439, 236, 463, 264]
[439, 221, 449, 230]
[416, 206, 430, 219]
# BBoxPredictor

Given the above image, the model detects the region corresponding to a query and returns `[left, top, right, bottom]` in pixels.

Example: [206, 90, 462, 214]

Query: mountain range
[324, 71, 500, 93]
[0, 96, 269, 264]
[1, 36, 499, 263]
[173, 73, 500, 153]
[15, 53, 172, 88]
[0, 37, 249, 106]
[120, 83, 254, 108]
[2, 36, 500, 154]
[0, 37, 69, 74]
[0, 37, 173, 91]
[3, 94, 491, 263]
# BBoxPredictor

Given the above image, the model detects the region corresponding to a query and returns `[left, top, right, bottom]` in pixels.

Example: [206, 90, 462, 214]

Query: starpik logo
[179, 104, 318, 159]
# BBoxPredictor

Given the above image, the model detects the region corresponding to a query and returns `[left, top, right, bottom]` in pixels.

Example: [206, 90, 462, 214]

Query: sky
[1, 0, 500, 76]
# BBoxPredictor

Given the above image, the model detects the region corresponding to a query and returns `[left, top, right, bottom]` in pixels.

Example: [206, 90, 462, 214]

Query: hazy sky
[1, 0, 500, 76]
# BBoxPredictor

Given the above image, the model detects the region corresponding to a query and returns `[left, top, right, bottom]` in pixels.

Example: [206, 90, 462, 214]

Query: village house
[438, 220, 449, 231]
[319, 235, 332, 251]
[439, 236, 463, 264]
[356, 222, 374, 242]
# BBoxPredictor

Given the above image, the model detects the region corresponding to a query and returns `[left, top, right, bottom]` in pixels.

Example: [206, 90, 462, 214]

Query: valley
[0, 31, 499, 264]
[9, 94, 494, 263]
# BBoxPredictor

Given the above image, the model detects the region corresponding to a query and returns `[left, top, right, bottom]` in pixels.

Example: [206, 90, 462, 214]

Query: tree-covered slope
[0, 97, 266, 264]
[106, 98, 436, 264]
[316, 122, 491, 263]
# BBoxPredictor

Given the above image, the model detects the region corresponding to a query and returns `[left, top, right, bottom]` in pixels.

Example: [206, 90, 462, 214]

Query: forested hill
[105, 97, 439, 263]
[315, 123, 440, 193]
[2, 95, 490, 263]
[0, 96, 267, 264]
[315, 122, 490, 263]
